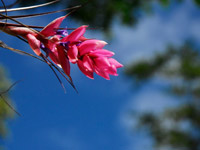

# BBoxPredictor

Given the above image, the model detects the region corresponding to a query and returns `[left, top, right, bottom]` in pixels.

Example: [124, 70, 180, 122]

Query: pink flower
[76, 39, 123, 80]
[55, 25, 123, 80]
[2, 15, 123, 80]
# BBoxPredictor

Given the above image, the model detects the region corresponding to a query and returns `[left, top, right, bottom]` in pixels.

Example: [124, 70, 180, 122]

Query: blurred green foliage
[194, 0, 200, 6]
[18, 0, 199, 32]
[0, 65, 14, 140]
[125, 48, 175, 81]
[126, 43, 200, 150]
[5, 0, 200, 149]
[126, 44, 200, 81]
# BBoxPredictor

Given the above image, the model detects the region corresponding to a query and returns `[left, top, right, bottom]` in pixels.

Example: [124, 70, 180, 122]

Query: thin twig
[0, 95, 21, 116]
[0, 0, 8, 34]
[0, 22, 77, 30]
[0, 40, 78, 92]
[0, 13, 42, 36]
[0, 80, 21, 116]
[0, 80, 21, 95]
[0, 5, 81, 20]
[0, 22, 97, 30]
[0, 40, 44, 62]
[0, 8, 82, 43]
[45, 57, 78, 93]
[0, 0, 59, 13]
[41, 54, 66, 93]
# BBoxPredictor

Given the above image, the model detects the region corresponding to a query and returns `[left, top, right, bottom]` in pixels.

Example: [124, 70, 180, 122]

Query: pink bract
[1, 14, 123, 80]
[75, 39, 123, 80]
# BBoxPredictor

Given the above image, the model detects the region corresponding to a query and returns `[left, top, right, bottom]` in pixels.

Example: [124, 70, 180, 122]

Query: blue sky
[0, 0, 200, 150]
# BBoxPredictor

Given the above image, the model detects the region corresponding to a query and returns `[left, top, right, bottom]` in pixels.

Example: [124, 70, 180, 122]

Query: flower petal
[77, 60, 94, 79]
[79, 40, 107, 56]
[26, 34, 41, 56]
[108, 58, 123, 68]
[89, 49, 114, 58]
[107, 65, 118, 76]
[40, 16, 66, 37]
[57, 45, 70, 77]
[49, 50, 60, 67]
[94, 57, 110, 69]
[82, 55, 94, 72]
[62, 25, 88, 42]
[79, 36, 88, 42]
[67, 45, 78, 64]
[94, 66, 110, 80]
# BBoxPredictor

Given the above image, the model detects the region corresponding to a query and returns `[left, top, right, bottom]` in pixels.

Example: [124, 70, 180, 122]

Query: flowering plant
[0, 0, 123, 92]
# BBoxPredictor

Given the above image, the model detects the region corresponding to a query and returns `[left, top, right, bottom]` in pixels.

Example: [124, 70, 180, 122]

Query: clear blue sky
[0, 0, 200, 150]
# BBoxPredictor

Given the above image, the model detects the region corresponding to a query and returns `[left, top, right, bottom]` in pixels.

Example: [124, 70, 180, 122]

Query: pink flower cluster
[4, 15, 123, 80]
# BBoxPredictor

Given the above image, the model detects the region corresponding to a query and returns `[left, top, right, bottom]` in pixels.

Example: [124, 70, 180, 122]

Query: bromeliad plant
[0, 0, 123, 92]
